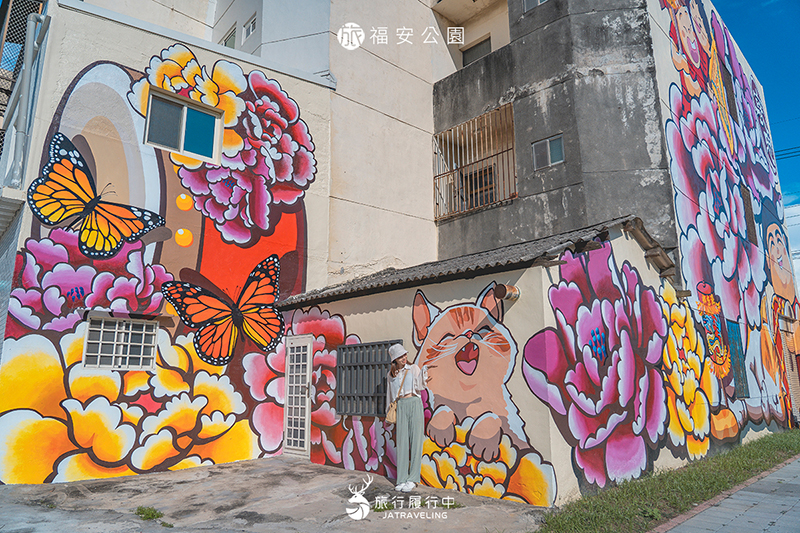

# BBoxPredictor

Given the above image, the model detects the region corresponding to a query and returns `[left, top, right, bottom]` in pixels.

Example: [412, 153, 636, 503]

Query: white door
[284, 335, 313, 456]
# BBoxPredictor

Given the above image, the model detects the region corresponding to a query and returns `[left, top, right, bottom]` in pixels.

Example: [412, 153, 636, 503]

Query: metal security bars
[83, 316, 157, 370]
[433, 103, 516, 220]
[337, 340, 399, 417]
[0, 0, 43, 120]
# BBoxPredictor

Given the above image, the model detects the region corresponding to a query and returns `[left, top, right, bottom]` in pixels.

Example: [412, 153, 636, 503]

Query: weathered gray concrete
[661, 457, 800, 533]
[0, 454, 546, 532]
[434, 0, 676, 260]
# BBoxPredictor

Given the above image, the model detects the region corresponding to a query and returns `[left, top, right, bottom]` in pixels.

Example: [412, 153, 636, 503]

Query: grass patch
[540, 429, 800, 533]
[135, 506, 164, 521]
[372, 501, 395, 512]
[160, 521, 174, 528]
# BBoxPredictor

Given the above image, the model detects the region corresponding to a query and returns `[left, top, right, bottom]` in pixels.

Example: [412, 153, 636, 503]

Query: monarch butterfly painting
[161, 255, 284, 366]
[27, 132, 165, 259]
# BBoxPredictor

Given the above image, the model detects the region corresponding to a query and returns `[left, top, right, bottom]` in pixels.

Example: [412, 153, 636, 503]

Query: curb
[649, 452, 800, 533]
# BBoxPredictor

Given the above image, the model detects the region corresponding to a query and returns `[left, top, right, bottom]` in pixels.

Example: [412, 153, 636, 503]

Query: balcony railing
[433, 103, 515, 220]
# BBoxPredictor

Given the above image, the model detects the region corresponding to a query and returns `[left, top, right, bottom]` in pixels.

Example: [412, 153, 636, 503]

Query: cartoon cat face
[412, 283, 516, 413]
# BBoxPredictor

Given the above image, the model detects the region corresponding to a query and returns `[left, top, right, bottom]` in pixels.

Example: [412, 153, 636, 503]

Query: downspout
[7, 12, 48, 189]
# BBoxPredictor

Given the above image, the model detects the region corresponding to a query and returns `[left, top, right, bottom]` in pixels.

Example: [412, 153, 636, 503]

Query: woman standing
[386, 344, 427, 492]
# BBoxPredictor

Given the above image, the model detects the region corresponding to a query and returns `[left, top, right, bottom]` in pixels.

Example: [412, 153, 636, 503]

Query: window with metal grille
[727, 319, 749, 398]
[336, 340, 399, 417]
[83, 316, 158, 370]
[433, 104, 516, 220]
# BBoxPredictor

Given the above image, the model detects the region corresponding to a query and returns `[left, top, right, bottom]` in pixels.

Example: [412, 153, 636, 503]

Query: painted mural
[0, 43, 316, 483]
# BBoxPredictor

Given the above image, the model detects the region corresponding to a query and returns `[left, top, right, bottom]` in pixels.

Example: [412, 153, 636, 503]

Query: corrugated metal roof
[277, 215, 643, 309]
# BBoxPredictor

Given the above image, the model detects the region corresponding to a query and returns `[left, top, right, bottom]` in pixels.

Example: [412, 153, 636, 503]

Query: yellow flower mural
[0, 323, 260, 483]
[421, 418, 556, 507]
[660, 283, 737, 459]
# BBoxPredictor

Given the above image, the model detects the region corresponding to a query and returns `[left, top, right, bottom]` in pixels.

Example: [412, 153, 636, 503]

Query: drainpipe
[7, 13, 48, 189]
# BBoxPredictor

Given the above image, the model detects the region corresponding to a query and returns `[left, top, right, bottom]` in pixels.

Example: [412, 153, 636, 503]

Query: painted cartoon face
[766, 222, 795, 300]
[677, 6, 701, 68]
[689, 0, 710, 54]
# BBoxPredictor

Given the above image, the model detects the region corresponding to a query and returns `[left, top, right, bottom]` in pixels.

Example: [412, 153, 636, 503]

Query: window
[727, 320, 749, 399]
[524, 0, 549, 12]
[720, 65, 738, 123]
[83, 316, 158, 370]
[462, 37, 491, 66]
[243, 16, 257, 41]
[144, 87, 222, 162]
[222, 27, 236, 49]
[740, 184, 757, 245]
[337, 340, 400, 417]
[433, 104, 516, 220]
[533, 135, 564, 170]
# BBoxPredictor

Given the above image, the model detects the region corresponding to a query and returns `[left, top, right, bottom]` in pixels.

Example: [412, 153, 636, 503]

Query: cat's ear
[412, 290, 440, 348]
[477, 282, 504, 322]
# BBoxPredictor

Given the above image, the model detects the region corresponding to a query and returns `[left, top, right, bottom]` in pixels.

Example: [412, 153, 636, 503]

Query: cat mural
[412, 282, 557, 506]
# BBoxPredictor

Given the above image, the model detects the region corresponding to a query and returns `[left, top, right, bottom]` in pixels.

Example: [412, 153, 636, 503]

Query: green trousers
[395, 396, 424, 484]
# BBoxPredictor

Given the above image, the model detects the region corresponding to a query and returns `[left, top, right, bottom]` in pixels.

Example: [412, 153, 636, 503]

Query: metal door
[284, 335, 313, 455]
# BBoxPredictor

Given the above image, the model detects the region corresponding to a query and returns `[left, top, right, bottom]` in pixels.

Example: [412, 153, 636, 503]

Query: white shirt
[386, 364, 424, 411]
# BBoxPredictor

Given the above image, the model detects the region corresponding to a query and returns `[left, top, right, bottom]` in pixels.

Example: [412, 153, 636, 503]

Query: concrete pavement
[0, 454, 546, 533]
[656, 455, 800, 533]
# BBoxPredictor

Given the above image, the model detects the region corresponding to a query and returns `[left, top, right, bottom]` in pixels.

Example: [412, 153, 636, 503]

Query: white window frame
[523, 0, 549, 12]
[83, 315, 159, 370]
[532, 135, 564, 170]
[143, 85, 224, 165]
[284, 334, 314, 457]
[243, 15, 257, 42]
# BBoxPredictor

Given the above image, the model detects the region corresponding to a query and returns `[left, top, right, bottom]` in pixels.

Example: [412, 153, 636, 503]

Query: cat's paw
[427, 407, 456, 448]
[467, 413, 503, 462]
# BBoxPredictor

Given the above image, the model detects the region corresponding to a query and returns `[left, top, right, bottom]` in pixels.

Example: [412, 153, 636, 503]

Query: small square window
[524, 0, 549, 12]
[533, 135, 564, 170]
[244, 16, 257, 41]
[83, 316, 158, 370]
[144, 87, 222, 162]
[222, 28, 236, 49]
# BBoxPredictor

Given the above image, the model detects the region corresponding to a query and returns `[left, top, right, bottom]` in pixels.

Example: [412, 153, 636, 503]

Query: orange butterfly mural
[161, 256, 284, 365]
[27, 133, 165, 259]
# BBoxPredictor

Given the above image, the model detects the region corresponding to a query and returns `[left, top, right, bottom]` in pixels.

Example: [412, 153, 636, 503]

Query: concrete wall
[84, 0, 216, 39]
[434, 0, 676, 259]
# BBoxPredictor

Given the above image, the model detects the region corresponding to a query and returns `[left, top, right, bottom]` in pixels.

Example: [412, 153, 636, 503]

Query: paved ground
[0, 454, 546, 533]
[656, 456, 800, 533]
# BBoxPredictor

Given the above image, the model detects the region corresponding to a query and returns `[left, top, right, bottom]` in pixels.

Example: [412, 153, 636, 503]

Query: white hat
[389, 344, 408, 362]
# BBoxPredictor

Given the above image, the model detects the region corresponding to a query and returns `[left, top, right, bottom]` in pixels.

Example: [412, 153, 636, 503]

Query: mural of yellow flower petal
[423, 437, 443, 456]
[506, 452, 557, 507]
[689, 391, 710, 437]
[498, 435, 517, 467]
[131, 428, 181, 471]
[0, 336, 67, 419]
[421, 455, 443, 488]
[170, 151, 203, 171]
[140, 392, 206, 438]
[191, 419, 259, 463]
[169, 455, 213, 471]
[150, 362, 190, 399]
[683, 372, 699, 403]
[0, 410, 75, 483]
[465, 474, 481, 489]
[129, 79, 150, 116]
[666, 390, 686, 447]
[477, 460, 508, 485]
[52, 452, 136, 482]
[198, 411, 236, 439]
[686, 434, 710, 459]
[429, 451, 463, 491]
[443, 442, 469, 468]
[123, 371, 151, 397]
[119, 403, 145, 426]
[676, 398, 694, 434]
[472, 477, 505, 498]
[60, 324, 88, 367]
[67, 366, 122, 403]
[63, 398, 136, 464]
[662, 282, 677, 306]
[454, 419, 471, 444]
[218, 92, 246, 127]
[211, 61, 247, 97]
[710, 409, 739, 441]
[222, 128, 245, 156]
[193, 372, 245, 417]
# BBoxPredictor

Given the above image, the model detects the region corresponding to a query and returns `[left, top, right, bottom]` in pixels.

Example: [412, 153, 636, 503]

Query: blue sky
[713, 0, 800, 206]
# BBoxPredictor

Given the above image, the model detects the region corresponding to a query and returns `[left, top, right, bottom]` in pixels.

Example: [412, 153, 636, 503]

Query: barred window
[727, 319, 749, 399]
[433, 104, 516, 220]
[83, 316, 158, 370]
[337, 340, 400, 417]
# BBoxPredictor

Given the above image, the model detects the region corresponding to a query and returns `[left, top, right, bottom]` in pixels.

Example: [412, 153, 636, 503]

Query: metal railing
[433, 103, 516, 220]
[0, 0, 44, 120]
